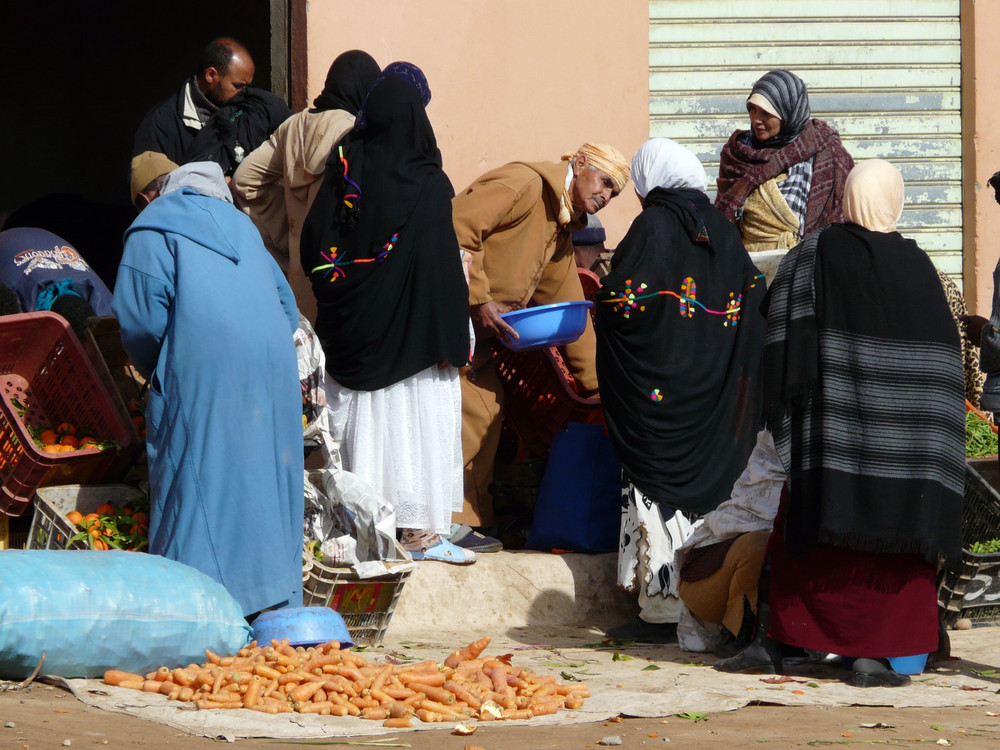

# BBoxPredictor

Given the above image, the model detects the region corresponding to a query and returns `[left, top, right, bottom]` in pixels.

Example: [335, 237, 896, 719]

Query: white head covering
[842, 159, 904, 233]
[161, 161, 234, 204]
[630, 138, 708, 199]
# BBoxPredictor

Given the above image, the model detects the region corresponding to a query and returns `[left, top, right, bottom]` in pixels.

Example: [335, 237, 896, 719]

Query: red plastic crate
[0, 312, 137, 517]
[489, 269, 604, 457]
[491, 344, 603, 457]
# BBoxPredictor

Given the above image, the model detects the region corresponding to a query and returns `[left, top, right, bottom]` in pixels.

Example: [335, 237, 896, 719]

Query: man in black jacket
[131, 37, 290, 182]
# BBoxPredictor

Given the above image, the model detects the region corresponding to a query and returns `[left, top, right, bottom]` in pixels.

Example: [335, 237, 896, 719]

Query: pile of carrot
[103, 636, 589, 727]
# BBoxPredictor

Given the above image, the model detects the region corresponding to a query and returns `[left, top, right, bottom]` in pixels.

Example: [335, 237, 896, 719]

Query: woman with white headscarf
[716, 159, 963, 687]
[595, 138, 767, 641]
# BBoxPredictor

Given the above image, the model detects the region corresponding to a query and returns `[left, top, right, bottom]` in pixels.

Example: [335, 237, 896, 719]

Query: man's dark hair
[199, 37, 245, 75]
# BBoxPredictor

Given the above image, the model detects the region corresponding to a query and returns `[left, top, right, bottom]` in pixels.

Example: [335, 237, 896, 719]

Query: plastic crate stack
[938, 463, 1000, 627]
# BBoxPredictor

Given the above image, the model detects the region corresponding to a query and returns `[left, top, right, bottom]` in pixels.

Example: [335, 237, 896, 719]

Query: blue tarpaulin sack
[526, 422, 622, 553]
[0, 550, 252, 679]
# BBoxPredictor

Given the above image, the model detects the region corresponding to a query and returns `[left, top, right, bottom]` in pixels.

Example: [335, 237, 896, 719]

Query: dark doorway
[0, 1, 282, 221]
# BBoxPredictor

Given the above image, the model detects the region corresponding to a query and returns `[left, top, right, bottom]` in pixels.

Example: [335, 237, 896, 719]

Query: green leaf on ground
[612, 651, 633, 662]
[560, 671, 582, 682]
[641, 664, 661, 671]
[676, 712, 708, 722]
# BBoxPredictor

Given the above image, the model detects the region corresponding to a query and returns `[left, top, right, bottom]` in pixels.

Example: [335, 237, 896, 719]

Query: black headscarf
[595, 187, 766, 515]
[311, 50, 380, 113]
[299, 72, 469, 391]
[748, 69, 811, 149]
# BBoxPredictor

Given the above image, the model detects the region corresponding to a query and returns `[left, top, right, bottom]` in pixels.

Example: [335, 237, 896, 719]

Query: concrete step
[385, 550, 639, 639]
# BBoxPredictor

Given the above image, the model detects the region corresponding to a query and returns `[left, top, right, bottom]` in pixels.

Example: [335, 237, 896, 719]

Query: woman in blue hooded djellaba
[114, 161, 304, 617]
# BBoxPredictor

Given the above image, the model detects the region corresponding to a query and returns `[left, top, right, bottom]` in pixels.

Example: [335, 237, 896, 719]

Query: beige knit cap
[562, 143, 631, 193]
[130, 151, 180, 203]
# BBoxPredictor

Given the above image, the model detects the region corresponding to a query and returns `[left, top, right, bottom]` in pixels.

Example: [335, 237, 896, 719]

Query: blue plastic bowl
[887, 653, 928, 675]
[499, 301, 594, 352]
[252, 606, 354, 649]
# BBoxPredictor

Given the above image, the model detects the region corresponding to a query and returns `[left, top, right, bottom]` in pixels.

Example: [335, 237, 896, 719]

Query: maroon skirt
[767, 491, 939, 658]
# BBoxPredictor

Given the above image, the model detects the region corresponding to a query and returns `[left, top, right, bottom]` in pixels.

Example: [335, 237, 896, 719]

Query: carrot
[489, 666, 508, 694]
[118, 680, 145, 691]
[251, 704, 280, 715]
[564, 697, 585, 710]
[351, 695, 381, 709]
[142, 680, 164, 693]
[177, 686, 196, 702]
[389, 702, 415, 719]
[418, 698, 465, 716]
[254, 664, 281, 680]
[384, 717, 413, 728]
[443, 680, 481, 709]
[528, 700, 558, 716]
[416, 708, 460, 723]
[502, 708, 534, 720]
[298, 701, 335, 715]
[198, 698, 242, 710]
[288, 680, 325, 703]
[399, 659, 438, 673]
[205, 649, 222, 665]
[369, 664, 393, 693]
[398, 670, 445, 687]
[444, 636, 491, 669]
[243, 676, 262, 708]
[361, 706, 390, 720]
[383, 686, 416, 700]
[104, 670, 145, 686]
[171, 668, 197, 687]
[408, 682, 454, 705]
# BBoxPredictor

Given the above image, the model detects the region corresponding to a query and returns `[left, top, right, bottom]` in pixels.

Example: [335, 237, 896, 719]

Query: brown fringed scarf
[715, 119, 854, 235]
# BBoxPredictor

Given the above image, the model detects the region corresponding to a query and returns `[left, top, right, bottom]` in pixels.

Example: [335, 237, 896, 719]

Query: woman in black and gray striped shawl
[717, 159, 963, 687]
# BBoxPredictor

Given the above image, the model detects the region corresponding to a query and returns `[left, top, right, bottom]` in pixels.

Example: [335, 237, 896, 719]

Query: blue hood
[125, 188, 241, 264]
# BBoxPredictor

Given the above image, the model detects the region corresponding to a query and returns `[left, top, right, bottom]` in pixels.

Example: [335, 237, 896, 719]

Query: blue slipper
[409, 538, 477, 565]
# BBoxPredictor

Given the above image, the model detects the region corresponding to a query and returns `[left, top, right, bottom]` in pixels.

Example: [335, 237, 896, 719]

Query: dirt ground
[4, 685, 1000, 749]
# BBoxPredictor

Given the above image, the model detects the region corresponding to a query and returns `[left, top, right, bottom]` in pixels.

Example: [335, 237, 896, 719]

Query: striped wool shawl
[716, 119, 854, 236]
[762, 223, 964, 565]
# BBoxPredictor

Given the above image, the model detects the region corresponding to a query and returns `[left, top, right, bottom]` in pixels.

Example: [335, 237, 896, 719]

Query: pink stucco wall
[304, 1, 650, 247]
[963, 0, 1000, 314]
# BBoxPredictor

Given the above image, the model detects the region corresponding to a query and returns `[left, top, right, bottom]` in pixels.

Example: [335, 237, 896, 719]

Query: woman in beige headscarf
[715, 159, 963, 688]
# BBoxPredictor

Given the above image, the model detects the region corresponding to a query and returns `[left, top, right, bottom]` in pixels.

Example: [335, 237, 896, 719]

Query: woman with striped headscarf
[715, 70, 854, 253]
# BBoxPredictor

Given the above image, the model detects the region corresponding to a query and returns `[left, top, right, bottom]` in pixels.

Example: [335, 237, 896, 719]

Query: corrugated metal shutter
[649, 1, 962, 283]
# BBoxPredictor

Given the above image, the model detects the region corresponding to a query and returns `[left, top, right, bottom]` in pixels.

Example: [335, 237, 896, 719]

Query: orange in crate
[0, 313, 137, 516]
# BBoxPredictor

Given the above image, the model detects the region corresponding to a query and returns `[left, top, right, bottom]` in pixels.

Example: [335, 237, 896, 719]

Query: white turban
[630, 138, 708, 199]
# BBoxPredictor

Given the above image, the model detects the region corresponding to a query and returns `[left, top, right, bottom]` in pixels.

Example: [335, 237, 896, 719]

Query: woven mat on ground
[59, 626, 1000, 741]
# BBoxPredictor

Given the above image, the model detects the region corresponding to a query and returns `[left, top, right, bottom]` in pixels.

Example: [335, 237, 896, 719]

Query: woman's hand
[471, 300, 519, 342]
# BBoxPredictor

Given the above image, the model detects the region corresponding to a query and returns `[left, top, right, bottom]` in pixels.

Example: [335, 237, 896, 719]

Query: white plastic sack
[0, 550, 252, 679]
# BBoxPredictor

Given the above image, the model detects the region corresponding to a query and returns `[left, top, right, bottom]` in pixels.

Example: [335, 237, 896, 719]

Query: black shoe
[603, 616, 678, 644]
[714, 638, 781, 674]
[714, 599, 757, 659]
[851, 658, 911, 688]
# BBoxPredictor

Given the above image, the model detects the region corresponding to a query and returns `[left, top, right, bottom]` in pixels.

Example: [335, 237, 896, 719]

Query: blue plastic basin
[499, 301, 594, 352]
[887, 653, 928, 675]
[252, 606, 354, 649]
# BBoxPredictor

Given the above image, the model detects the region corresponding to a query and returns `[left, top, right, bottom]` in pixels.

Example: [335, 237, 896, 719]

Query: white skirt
[324, 365, 463, 534]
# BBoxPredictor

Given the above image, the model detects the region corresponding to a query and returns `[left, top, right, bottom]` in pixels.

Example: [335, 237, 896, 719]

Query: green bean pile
[970, 539, 1000, 554]
[966, 409, 998, 458]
